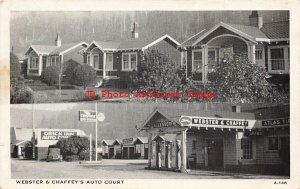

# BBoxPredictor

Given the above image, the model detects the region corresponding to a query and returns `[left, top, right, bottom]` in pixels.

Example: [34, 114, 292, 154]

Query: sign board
[179, 115, 255, 129]
[122, 138, 134, 145]
[79, 110, 97, 122]
[147, 121, 175, 128]
[41, 131, 77, 140]
[261, 118, 289, 127]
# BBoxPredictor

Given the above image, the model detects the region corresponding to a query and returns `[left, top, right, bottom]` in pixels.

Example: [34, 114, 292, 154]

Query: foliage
[10, 80, 34, 104]
[55, 136, 90, 161]
[10, 52, 21, 82]
[62, 59, 80, 81]
[130, 49, 187, 102]
[207, 52, 289, 103]
[41, 65, 60, 86]
[72, 64, 96, 89]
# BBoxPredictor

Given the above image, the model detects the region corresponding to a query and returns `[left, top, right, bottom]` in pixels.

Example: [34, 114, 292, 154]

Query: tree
[130, 49, 187, 102]
[72, 64, 96, 89]
[55, 136, 90, 160]
[10, 52, 34, 104]
[207, 52, 289, 103]
[41, 66, 60, 86]
[10, 52, 20, 82]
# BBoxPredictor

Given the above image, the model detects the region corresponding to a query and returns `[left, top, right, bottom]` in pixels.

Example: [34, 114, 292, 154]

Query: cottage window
[50, 56, 60, 67]
[269, 46, 289, 72]
[241, 138, 252, 159]
[192, 50, 202, 72]
[208, 49, 217, 70]
[87, 54, 90, 64]
[122, 52, 137, 71]
[255, 50, 263, 60]
[30, 57, 39, 69]
[268, 137, 279, 151]
[135, 144, 141, 153]
[93, 55, 99, 69]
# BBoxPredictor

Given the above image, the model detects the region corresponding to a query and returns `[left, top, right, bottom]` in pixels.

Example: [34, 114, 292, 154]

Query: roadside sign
[97, 113, 105, 122]
[79, 110, 97, 122]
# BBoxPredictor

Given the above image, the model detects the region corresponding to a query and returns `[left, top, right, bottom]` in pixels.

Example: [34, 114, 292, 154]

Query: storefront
[133, 137, 149, 159]
[34, 128, 86, 160]
[122, 138, 136, 159]
[140, 105, 290, 174]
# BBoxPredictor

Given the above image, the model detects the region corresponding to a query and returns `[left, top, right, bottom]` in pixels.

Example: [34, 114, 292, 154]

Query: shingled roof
[87, 34, 180, 52]
[261, 21, 289, 39]
[25, 42, 87, 56]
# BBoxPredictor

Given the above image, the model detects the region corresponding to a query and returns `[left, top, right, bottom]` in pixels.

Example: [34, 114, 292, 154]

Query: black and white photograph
[1, 2, 299, 188]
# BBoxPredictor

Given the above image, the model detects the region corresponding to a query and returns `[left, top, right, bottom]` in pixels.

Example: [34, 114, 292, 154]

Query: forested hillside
[10, 11, 289, 58]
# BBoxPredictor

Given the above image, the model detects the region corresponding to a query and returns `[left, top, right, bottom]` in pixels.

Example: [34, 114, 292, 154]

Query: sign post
[79, 104, 105, 162]
[95, 103, 98, 161]
[89, 133, 92, 162]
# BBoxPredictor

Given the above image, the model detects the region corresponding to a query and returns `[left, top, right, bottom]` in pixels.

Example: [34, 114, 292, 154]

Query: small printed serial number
[274, 181, 287, 184]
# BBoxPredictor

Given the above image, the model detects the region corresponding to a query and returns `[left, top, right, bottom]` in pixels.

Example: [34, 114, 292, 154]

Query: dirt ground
[11, 159, 289, 179]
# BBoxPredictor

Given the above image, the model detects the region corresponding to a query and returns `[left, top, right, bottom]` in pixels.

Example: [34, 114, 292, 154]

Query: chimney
[232, 105, 241, 113]
[131, 22, 139, 39]
[55, 32, 62, 47]
[249, 11, 263, 29]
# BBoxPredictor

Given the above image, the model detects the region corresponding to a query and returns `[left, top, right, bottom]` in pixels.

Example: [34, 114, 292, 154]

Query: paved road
[11, 159, 289, 179]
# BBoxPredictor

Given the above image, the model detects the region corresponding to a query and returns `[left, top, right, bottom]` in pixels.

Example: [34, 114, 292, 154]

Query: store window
[192, 50, 202, 72]
[192, 140, 196, 151]
[122, 52, 137, 71]
[268, 137, 279, 151]
[241, 138, 252, 159]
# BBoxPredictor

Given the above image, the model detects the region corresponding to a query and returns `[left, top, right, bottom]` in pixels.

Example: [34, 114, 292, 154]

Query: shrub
[41, 66, 60, 86]
[10, 81, 34, 104]
[72, 64, 96, 89]
[62, 59, 80, 82]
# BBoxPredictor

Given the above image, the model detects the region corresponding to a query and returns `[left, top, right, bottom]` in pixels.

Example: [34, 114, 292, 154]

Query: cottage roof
[25, 42, 87, 56]
[88, 34, 180, 52]
[180, 30, 206, 48]
[102, 139, 115, 146]
[112, 139, 122, 145]
[11, 127, 33, 144]
[189, 20, 289, 47]
[133, 137, 148, 144]
[260, 21, 289, 39]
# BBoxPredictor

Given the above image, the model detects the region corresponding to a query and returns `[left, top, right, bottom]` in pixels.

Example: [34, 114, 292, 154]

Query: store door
[109, 148, 114, 159]
[206, 138, 224, 170]
[144, 148, 148, 159]
[129, 147, 134, 159]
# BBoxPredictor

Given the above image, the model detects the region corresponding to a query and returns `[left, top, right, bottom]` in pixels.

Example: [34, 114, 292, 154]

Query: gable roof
[112, 139, 122, 145]
[190, 20, 289, 46]
[180, 30, 206, 48]
[133, 137, 148, 144]
[260, 21, 289, 40]
[87, 34, 180, 52]
[25, 42, 88, 56]
[102, 139, 115, 146]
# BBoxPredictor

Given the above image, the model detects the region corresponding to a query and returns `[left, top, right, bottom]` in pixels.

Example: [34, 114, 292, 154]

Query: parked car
[46, 148, 63, 162]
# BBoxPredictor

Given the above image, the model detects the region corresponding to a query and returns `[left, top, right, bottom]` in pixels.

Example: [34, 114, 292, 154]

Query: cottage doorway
[206, 138, 224, 170]
[129, 147, 134, 159]
[109, 147, 114, 159]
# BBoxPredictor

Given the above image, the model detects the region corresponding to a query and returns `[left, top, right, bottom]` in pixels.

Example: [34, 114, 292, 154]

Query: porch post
[181, 129, 187, 172]
[38, 55, 42, 75]
[27, 57, 30, 75]
[247, 42, 256, 63]
[103, 52, 106, 79]
[148, 132, 152, 168]
[201, 45, 208, 83]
